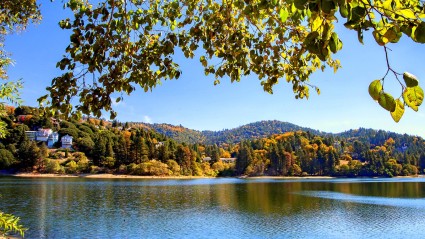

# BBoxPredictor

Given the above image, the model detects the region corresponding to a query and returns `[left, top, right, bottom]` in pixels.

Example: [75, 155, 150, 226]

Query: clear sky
[4, 2, 425, 137]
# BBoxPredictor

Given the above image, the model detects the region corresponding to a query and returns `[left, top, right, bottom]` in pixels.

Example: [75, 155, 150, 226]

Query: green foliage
[65, 160, 78, 174]
[44, 159, 62, 174]
[30, 0, 422, 121]
[0, 148, 15, 168]
[17, 139, 41, 168]
[166, 160, 181, 176]
[0, 210, 27, 237]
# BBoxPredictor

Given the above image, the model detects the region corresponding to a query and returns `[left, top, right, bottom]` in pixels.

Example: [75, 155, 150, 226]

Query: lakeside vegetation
[1, 106, 425, 178]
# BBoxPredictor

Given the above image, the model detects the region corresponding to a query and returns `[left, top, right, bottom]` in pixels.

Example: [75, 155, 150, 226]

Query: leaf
[368, 79, 382, 101]
[390, 99, 405, 123]
[378, 92, 396, 112]
[357, 28, 364, 44]
[279, 8, 289, 22]
[414, 22, 425, 43]
[339, 4, 348, 18]
[403, 72, 419, 87]
[403, 86, 424, 111]
[294, 0, 308, 10]
[200, 56, 207, 67]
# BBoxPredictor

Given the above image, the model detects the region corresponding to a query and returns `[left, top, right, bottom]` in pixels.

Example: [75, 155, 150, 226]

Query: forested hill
[138, 121, 424, 148]
[335, 128, 423, 149]
[136, 123, 206, 144]
[202, 120, 324, 144]
[137, 120, 324, 144]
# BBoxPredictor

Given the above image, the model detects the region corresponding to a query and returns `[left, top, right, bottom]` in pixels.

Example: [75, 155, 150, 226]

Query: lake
[1, 177, 425, 239]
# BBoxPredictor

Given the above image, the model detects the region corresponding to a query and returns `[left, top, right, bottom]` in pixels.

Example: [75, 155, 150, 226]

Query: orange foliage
[198, 146, 205, 153]
[385, 137, 395, 146]
[4, 105, 15, 115]
[88, 118, 100, 125]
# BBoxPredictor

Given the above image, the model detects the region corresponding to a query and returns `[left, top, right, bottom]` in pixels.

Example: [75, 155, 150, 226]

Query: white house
[221, 158, 236, 164]
[61, 134, 73, 149]
[25, 131, 37, 141]
[47, 132, 59, 148]
[36, 128, 53, 142]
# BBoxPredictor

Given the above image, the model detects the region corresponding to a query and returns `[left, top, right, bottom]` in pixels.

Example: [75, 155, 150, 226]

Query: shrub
[90, 165, 103, 174]
[65, 160, 78, 174]
[166, 160, 181, 176]
[117, 164, 127, 174]
[0, 149, 15, 169]
[45, 159, 62, 174]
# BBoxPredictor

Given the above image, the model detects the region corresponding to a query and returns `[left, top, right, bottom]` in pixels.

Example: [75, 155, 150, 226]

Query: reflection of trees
[2, 178, 425, 238]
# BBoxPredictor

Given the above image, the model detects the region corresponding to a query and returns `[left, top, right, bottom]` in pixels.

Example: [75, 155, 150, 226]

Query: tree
[210, 144, 221, 164]
[27, 0, 423, 122]
[17, 139, 41, 169]
[236, 141, 253, 175]
[0, 149, 15, 169]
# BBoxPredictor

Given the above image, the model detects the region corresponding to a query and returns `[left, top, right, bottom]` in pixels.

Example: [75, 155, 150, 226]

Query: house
[61, 134, 73, 149]
[221, 158, 236, 164]
[36, 128, 53, 142]
[25, 131, 37, 141]
[155, 141, 165, 148]
[47, 132, 59, 148]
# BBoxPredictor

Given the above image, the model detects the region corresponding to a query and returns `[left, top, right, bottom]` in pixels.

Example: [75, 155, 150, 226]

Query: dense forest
[1, 106, 425, 177]
[137, 120, 324, 144]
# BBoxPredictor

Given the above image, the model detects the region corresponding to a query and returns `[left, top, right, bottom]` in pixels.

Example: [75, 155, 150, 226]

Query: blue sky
[4, 2, 425, 137]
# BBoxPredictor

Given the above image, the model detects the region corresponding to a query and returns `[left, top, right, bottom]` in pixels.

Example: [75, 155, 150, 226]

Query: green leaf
[403, 86, 424, 111]
[279, 8, 289, 22]
[414, 22, 425, 43]
[339, 4, 348, 18]
[378, 92, 396, 112]
[403, 72, 419, 87]
[200, 56, 207, 67]
[390, 99, 405, 123]
[294, 0, 308, 10]
[368, 79, 382, 101]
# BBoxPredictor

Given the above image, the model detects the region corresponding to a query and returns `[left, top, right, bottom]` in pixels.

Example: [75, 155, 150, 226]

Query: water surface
[1, 177, 425, 238]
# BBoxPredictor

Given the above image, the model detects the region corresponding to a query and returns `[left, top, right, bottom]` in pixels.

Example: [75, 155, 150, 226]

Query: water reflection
[1, 177, 425, 238]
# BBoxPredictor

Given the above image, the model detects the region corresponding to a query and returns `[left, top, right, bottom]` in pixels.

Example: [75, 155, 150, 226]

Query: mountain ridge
[132, 120, 422, 145]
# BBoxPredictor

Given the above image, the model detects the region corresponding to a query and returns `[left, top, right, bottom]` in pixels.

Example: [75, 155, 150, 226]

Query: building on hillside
[61, 134, 73, 149]
[221, 158, 236, 163]
[155, 142, 165, 148]
[25, 131, 37, 141]
[202, 157, 236, 164]
[36, 128, 53, 142]
[47, 132, 59, 148]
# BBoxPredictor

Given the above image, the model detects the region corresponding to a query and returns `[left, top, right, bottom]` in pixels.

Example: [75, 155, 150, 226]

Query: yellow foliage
[219, 148, 231, 158]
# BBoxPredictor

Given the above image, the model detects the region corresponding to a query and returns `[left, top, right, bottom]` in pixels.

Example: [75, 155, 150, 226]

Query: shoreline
[0, 172, 214, 179]
[1, 173, 422, 179]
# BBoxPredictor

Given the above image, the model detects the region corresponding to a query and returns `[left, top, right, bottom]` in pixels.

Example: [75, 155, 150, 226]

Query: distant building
[25, 131, 37, 141]
[155, 142, 165, 148]
[61, 135, 73, 149]
[36, 128, 53, 142]
[47, 132, 59, 148]
[221, 158, 236, 163]
[202, 157, 236, 164]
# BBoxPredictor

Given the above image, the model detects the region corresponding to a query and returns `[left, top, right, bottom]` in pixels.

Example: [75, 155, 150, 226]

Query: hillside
[135, 121, 424, 148]
[134, 123, 206, 144]
[202, 120, 325, 144]
[135, 120, 324, 144]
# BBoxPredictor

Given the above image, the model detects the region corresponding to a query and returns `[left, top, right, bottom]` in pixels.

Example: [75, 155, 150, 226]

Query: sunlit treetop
[5, 0, 424, 121]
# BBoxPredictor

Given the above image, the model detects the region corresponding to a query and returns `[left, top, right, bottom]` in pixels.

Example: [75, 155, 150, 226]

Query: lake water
[1, 177, 425, 239]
